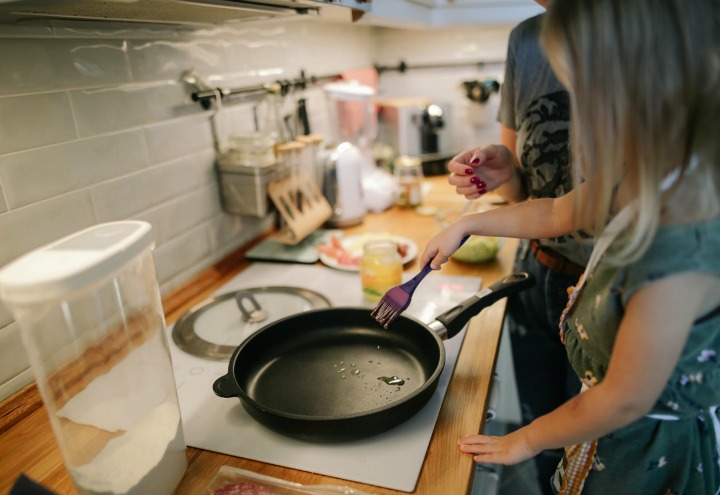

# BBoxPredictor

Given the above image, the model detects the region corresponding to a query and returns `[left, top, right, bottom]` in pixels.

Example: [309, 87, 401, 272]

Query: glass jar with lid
[360, 240, 403, 303]
[226, 132, 276, 167]
[394, 155, 424, 207]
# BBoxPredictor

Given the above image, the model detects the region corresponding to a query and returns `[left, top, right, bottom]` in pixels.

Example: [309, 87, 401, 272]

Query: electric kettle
[320, 142, 366, 227]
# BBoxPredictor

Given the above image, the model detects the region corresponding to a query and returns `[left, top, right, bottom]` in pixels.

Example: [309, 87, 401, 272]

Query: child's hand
[457, 429, 538, 465]
[420, 224, 468, 270]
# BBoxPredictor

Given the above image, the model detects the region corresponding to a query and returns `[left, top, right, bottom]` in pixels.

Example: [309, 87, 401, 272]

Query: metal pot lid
[172, 286, 331, 360]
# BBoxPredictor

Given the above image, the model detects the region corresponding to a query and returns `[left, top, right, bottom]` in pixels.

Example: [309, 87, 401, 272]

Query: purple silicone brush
[371, 236, 469, 328]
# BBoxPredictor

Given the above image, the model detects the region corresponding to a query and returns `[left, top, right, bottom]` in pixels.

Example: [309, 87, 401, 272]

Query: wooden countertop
[0, 176, 517, 495]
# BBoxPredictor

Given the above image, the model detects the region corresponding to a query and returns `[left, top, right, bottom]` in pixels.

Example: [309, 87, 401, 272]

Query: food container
[360, 239, 403, 303]
[0, 221, 187, 495]
[217, 133, 287, 217]
[394, 155, 424, 207]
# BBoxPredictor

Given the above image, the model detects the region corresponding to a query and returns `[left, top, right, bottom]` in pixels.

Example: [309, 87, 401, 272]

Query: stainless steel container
[216, 133, 287, 217]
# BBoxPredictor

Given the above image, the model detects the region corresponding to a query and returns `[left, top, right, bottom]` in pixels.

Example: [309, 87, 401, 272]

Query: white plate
[318, 233, 418, 272]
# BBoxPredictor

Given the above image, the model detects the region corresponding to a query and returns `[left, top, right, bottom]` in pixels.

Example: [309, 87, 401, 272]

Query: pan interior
[234, 310, 442, 419]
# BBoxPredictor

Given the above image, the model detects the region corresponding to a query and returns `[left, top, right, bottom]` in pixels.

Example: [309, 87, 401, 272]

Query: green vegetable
[451, 236, 501, 263]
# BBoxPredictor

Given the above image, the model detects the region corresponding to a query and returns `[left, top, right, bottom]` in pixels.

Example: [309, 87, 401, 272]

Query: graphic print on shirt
[517, 90, 572, 200]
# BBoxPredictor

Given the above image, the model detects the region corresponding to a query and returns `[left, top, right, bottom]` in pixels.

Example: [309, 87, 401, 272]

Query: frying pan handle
[213, 373, 241, 398]
[435, 272, 535, 339]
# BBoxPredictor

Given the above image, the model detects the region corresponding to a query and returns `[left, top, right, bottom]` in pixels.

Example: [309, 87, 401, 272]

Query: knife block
[268, 142, 333, 245]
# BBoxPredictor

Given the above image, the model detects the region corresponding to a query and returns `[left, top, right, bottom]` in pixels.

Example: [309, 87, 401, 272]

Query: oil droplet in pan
[377, 376, 405, 386]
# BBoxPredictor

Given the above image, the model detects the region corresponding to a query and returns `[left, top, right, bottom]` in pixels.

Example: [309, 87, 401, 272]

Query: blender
[321, 81, 395, 226]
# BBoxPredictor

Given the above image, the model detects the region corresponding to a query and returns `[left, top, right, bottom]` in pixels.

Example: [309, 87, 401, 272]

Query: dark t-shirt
[498, 14, 590, 265]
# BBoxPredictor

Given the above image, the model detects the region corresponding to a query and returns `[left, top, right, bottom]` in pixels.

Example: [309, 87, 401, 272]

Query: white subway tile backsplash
[196, 149, 219, 186]
[152, 223, 213, 285]
[0, 303, 11, 329]
[0, 130, 149, 209]
[0, 92, 77, 155]
[280, 21, 375, 75]
[0, 368, 34, 404]
[207, 213, 273, 259]
[0, 184, 7, 213]
[0, 37, 133, 97]
[70, 82, 201, 137]
[0, 190, 96, 268]
[372, 25, 511, 66]
[91, 152, 207, 222]
[128, 37, 226, 84]
[154, 184, 222, 244]
[0, 322, 29, 389]
[216, 104, 258, 145]
[144, 115, 215, 164]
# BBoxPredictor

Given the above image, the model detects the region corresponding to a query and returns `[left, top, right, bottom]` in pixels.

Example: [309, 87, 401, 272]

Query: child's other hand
[457, 430, 537, 465]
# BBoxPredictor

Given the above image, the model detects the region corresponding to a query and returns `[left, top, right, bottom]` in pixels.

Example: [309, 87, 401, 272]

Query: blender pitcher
[323, 81, 396, 213]
[0, 221, 187, 495]
[323, 80, 377, 150]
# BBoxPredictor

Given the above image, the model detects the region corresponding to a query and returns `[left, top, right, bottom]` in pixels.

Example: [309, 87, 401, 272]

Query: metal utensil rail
[188, 69, 341, 109]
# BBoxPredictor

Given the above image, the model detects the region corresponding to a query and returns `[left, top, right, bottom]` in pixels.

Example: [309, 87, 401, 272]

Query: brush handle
[406, 235, 470, 292]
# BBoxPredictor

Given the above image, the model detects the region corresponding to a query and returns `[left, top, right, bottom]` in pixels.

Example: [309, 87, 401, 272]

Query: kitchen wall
[0, 15, 512, 401]
[373, 24, 510, 152]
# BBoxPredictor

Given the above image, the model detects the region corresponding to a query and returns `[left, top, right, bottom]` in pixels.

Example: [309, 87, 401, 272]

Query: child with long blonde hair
[421, 0, 720, 492]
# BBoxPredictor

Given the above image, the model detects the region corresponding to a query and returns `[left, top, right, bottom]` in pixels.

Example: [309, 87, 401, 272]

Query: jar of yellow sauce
[360, 240, 403, 303]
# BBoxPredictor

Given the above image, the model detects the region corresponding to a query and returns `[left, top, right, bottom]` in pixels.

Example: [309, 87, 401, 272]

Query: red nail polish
[477, 181, 486, 188]
[470, 176, 480, 184]
[470, 157, 480, 165]
[464, 168, 474, 175]
[476, 183, 486, 191]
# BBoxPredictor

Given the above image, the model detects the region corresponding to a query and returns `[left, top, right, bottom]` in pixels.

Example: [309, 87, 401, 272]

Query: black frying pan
[213, 272, 534, 442]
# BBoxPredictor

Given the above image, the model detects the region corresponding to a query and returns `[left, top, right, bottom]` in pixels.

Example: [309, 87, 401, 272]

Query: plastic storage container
[0, 221, 187, 495]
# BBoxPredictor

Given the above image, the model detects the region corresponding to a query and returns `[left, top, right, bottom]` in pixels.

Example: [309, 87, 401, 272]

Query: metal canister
[360, 240, 402, 303]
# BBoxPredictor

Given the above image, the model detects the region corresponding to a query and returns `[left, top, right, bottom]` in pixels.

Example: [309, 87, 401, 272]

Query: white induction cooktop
[167, 263, 482, 492]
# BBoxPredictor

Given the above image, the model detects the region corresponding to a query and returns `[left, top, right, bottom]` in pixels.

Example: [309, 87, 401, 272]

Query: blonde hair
[541, 0, 720, 265]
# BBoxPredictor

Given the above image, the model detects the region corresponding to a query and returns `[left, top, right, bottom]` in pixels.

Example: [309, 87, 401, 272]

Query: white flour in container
[71, 401, 187, 495]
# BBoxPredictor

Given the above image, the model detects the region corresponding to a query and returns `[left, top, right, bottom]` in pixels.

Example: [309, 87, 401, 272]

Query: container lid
[0, 221, 154, 304]
[172, 287, 331, 360]
[227, 132, 275, 151]
[217, 153, 281, 174]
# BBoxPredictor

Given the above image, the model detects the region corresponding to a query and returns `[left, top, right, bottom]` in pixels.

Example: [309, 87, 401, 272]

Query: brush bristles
[371, 299, 403, 329]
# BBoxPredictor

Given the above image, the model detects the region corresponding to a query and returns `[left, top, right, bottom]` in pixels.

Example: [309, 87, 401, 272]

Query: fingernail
[464, 168, 474, 175]
[470, 176, 480, 184]
[470, 157, 480, 165]
[476, 185, 487, 193]
[477, 180, 486, 188]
